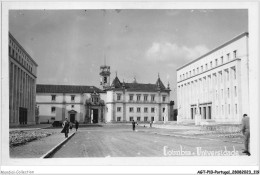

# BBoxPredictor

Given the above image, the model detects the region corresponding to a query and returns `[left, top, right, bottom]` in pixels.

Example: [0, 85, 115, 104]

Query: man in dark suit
[132, 120, 137, 131]
[241, 114, 250, 156]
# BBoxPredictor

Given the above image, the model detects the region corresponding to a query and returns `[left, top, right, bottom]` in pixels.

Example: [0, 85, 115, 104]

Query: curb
[41, 132, 76, 158]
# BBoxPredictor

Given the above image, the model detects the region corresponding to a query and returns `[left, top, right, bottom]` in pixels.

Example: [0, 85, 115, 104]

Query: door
[93, 109, 98, 123]
[70, 114, 75, 123]
[19, 107, 27, 124]
[208, 106, 212, 119]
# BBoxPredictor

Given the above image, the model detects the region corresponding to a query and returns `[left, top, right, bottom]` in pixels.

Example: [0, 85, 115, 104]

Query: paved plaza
[51, 124, 244, 158]
[9, 124, 247, 158]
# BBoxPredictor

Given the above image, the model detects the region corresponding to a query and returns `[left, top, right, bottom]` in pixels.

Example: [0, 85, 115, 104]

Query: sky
[9, 9, 248, 104]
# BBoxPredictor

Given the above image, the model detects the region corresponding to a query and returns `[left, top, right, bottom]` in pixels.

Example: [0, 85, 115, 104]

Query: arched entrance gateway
[84, 91, 106, 123]
[68, 110, 77, 123]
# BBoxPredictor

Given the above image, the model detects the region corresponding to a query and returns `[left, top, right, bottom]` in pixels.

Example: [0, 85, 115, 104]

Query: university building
[36, 64, 171, 123]
[9, 33, 38, 126]
[176, 32, 249, 124]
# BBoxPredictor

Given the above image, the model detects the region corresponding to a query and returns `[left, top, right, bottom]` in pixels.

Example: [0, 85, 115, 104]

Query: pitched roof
[36, 84, 105, 93]
[108, 78, 170, 92]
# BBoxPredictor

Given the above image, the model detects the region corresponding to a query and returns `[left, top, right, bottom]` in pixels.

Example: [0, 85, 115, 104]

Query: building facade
[36, 85, 106, 124]
[36, 64, 171, 123]
[106, 75, 171, 122]
[9, 33, 38, 126]
[176, 32, 249, 124]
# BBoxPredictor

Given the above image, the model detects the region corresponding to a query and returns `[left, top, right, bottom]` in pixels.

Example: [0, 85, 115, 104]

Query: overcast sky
[9, 9, 248, 102]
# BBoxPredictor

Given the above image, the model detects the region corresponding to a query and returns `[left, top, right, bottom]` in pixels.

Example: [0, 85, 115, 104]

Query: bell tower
[99, 58, 111, 90]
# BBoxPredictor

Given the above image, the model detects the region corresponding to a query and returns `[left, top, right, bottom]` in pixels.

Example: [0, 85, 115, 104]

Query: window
[228, 88, 230, 98]
[222, 105, 224, 115]
[235, 104, 238, 114]
[221, 89, 223, 99]
[51, 95, 56, 101]
[71, 105, 74, 108]
[137, 95, 141, 101]
[144, 107, 148, 113]
[215, 59, 218, 66]
[234, 86, 237, 97]
[144, 117, 148, 122]
[205, 64, 208, 70]
[233, 50, 237, 59]
[193, 69, 195, 75]
[221, 56, 223, 64]
[129, 107, 134, 112]
[137, 117, 141, 121]
[137, 107, 141, 113]
[163, 108, 165, 113]
[151, 117, 154, 121]
[117, 107, 121, 112]
[162, 96, 166, 102]
[71, 95, 75, 101]
[197, 67, 199, 74]
[228, 104, 231, 114]
[201, 66, 203, 72]
[210, 61, 212, 68]
[226, 70, 229, 81]
[117, 117, 121, 122]
[129, 117, 133, 121]
[151, 95, 155, 102]
[233, 68, 236, 79]
[51, 117, 55, 120]
[144, 95, 148, 101]
[117, 94, 121, 101]
[129, 94, 134, 101]
[151, 107, 155, 113]
[227, 53, 230, 61]
[51, 107, 56, 113]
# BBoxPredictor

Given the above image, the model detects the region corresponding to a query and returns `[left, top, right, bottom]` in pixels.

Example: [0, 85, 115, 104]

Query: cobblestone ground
[52, 125, 246, 158]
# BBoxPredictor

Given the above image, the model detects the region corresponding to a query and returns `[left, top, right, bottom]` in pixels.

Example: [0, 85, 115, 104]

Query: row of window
[178, 67, 237, 90]
[116, 94, 167, 102]
[215, 103, 238, 115]
[215, 86, 237, 99]
[51, 95, 75, 101]
[51, 105, 75, 113]
[180, 50, 237, 81]
[9, 45, 34, 73]
[118, 107, 167, 113]
[116, 116, 155, 122]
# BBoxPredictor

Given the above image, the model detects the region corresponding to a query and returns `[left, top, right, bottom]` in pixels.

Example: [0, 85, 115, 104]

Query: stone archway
[68, 110, 77, 123]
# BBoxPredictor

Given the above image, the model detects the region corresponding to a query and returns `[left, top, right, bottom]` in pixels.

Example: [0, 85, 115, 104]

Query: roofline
[176, 32, 248, 71]
[9, 32, 38, 66]
[36, 84, 105, 93]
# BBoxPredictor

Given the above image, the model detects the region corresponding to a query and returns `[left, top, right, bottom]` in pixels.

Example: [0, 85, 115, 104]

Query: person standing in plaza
[75, 120, 79, 131]
[241, 114, 250, 156]
[132, 120, 138, 131]
[61, 118, 70, 138]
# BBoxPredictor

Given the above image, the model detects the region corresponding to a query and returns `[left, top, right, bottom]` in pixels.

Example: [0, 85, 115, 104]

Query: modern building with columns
[176, 32, 249, 124]
[9, 33, 38, 126]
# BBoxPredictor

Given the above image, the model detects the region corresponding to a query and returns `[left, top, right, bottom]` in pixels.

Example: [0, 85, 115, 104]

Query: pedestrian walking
[75, 120, 79, 131]
[150, 120, 153, 128]
[69, 122, 73, 131]
[241, 114, 250, 156]
[132, 120, 138, 131]
[61, 118, 70, 138]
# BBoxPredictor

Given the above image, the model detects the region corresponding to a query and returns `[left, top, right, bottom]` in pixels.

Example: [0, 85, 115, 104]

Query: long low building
[176, 32, 249, 124]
